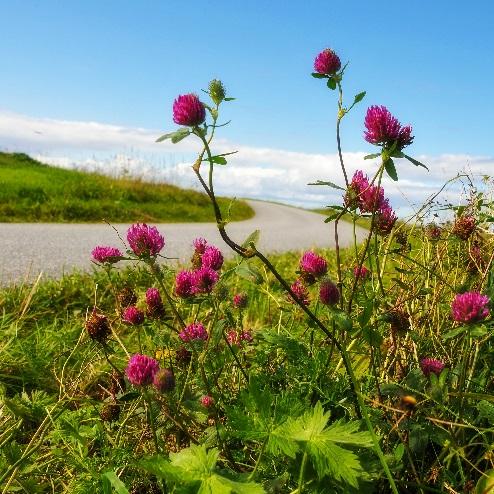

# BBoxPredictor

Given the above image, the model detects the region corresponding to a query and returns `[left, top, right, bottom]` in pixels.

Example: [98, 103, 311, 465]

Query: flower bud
[208, 79, 226, 105]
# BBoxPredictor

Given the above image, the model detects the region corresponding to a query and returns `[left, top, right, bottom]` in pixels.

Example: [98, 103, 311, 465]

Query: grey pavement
[0, 200, 367, 285]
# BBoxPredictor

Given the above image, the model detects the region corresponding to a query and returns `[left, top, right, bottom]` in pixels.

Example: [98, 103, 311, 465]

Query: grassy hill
[0, 152, 253, 222]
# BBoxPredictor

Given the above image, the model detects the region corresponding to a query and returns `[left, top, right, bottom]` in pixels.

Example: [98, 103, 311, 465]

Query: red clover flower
[313, 48, 341, 75]
[192, 267, 219, 294]
[153, 368, 175, 393]
[122, 306, 145, 325]
[127, 224, 165, 257]
[299, 251, 328, 282]
[125, 354, 159, 386]
[91, 246, 123, 264]
[289, 279, 310, 306]
[179, 322, 209, 343]
[145, 288, 165, 318]
[201, 245, 224, 271]
[364, 105, 414, 150]
[173, 94, 206, 127]
[233, 293, 248, 309]
[451, 291, 490, 324]
[175, 270, 195, 298]
[420, 358, 445, 377]
[319, 279, 340, 306]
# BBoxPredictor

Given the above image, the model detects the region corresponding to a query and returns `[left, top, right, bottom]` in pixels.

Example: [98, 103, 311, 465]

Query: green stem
[297, 451, 308, 493]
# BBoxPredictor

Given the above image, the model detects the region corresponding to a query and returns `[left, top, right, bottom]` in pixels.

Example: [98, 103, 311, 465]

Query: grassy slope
[0, 152, 254, 223]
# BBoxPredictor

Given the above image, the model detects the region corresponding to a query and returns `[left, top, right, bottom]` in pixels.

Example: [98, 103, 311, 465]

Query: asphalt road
[0, 200, 367, 285]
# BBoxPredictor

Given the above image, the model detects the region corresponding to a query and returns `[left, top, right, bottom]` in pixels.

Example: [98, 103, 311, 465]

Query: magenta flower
[192, 267, 219, 294]
[420, 358, 445, 377]
[240, 330, 253, 343]
[451, 291, 490, 324]
[173, 94, 206, 127]
[364, 105, 414, 150]
[92, 246, 123, 264]
[127, 223, 164, 257]
[233, 293, 248, 309]
[153, 368, 175, 393]
[175, 270, 195, 298]
[452, 215, 476, 240]
[344, 170, 369, 210]
[313, 48, 341, 75]
[319, 279, 340, 306]
[300, 251, 328, 280]
[226, 330, 240, 346]
[122, 306, 144, 325]
[375, 202, 397, 236]
[201, 245, 224, 271]
[179, 322, 208, 343]
[354, 265, 370, 281]
[125, 354, 159, 386]
[145, 288, 165, 318]
[193, 237, 208, 254]
[289, 279, 310, 306]
[200, 395, 215, 408]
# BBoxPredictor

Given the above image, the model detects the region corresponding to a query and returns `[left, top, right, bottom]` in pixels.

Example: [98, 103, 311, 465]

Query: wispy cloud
[1, 110, 492, 215]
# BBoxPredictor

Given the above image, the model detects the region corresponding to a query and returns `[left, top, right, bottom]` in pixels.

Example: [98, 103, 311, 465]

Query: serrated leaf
[307, 180, 345, 191]
[384, 158, 398, 181]
[101, 471, 129, 494]
[353, 91, 366, 104]
[403, 154, 429, 171]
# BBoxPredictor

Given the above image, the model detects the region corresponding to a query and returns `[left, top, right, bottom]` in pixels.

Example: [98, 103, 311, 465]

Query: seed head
[85, 309, 111, 343]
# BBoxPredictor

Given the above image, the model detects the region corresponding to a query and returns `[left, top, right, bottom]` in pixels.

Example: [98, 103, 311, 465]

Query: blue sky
[1, 0, 493, 210]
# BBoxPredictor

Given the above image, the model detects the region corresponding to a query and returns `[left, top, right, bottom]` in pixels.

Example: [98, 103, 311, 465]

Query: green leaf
[331, 309, 353, 332]
[384, 158, 398, 181]
[171, 128, 191, 144]
[235, 262, 263, 284]
[140, 445, 265, 493]
[324, 212, 342, 223]
[241, 229, 260, 249]
[442, 325, 469, 341]
[353, 91, 366, 104]
[101, 471, 129, 494]
[311, 72, 328, 79]
[307, 180, 345, 191]
[364, 153, 380, 160]
[475, 468, 494, 494]
[156, 127, 190, 143]
[279, 403, 371, 487]
[224, 97, 236, 101]
[403, 154, 429, 171]
[210, 155, 228, 165]
[327, 78, 337, 90]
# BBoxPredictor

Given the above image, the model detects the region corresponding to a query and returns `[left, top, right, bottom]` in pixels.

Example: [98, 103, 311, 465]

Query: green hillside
[0, 152, 253, 222]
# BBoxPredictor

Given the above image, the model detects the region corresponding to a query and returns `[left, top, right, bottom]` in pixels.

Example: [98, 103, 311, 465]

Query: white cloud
[1, 110, 492, 217]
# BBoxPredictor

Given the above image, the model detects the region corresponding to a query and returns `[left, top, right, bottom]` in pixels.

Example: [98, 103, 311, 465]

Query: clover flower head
[192, 267, 219, 294]
[233, 293, 248, 309]
[122, 306, 145, 325]
[173, 93, 206, 127]
[289, 279, 310, 306]
[92, 246, 123, 264]
[153, 368, 175, 393]
[375, 201, 397, 236]
[127, 223, 164, 257]
[179, 322, 209, 343]
[451, 291, 490, 324]
[175, 270, 195, 298]
[201, 245, 224, 271]
[420, 358, 445, 377]
[364, 105, 414, 149]
[314, 48, 341, 75]
[299, 251, 328, 279]
[145, 288, 165, 318]
[200, 395, 215, 408]
[125, 354, 159, 386]
[319, 279, 340, 306]
[354, 265, 370, 281]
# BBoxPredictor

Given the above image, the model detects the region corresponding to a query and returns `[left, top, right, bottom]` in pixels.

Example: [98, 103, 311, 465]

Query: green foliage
[0, 152, 253, 222]
[140, 445, 265, 493]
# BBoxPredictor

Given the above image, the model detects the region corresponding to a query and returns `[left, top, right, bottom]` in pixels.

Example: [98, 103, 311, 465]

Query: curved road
[0, 200, 367, 285]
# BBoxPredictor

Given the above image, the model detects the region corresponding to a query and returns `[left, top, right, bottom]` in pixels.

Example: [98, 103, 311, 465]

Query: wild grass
[0, 152, 254, 223]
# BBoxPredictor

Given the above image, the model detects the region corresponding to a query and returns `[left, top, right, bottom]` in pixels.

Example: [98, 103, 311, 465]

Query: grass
[0, 152, 254, 223]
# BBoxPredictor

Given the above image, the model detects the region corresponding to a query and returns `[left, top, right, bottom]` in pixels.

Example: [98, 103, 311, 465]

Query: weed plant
[2, 48, 494, 493]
